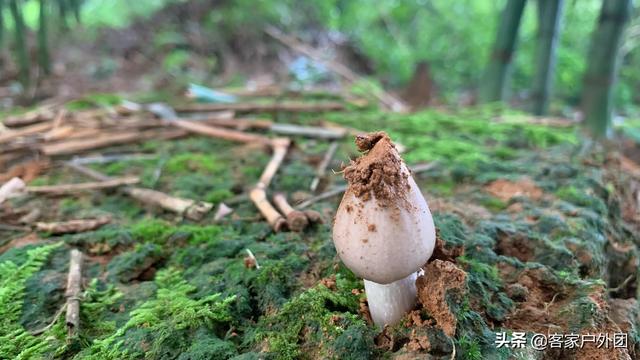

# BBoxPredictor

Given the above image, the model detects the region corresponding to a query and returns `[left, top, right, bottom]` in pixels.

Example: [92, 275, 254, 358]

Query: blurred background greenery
[1, 0, 638, 116]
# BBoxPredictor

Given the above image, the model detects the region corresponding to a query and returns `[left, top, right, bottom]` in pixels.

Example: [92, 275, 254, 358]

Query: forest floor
[1, 89, 640, 359]
[1, 2, 640, 357]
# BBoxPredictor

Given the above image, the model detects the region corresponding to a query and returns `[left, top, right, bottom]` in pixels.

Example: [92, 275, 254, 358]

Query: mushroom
[332, 132, 436, 327]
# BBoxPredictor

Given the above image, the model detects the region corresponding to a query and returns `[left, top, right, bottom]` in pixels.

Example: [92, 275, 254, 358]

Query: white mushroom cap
[332, 132, 436, 284]
[333, 164, 435, 284]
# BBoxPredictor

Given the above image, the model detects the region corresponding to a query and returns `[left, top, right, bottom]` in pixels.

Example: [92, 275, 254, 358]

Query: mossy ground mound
[1, 102, 638, 359]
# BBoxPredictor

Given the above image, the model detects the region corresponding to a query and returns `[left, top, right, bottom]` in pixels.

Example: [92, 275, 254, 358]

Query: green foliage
[0, 242, 61, 359]
[83, 268, 236, 359]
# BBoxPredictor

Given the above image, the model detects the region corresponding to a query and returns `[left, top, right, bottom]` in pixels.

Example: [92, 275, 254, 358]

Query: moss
[205, 188, 234, 203]
[165, 153, 223, 175]
[0, 242, 62, 359]
[107, 243, 164, 283]
[478, 196, 508, 212]
[250, 271, 371, 359]
[81, 268, 236, 359]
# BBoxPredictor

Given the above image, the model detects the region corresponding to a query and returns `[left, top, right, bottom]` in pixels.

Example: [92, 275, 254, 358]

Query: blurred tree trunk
[8, 0, 29, 88]
[480, 0, 527, 103]
[581, 0, 632, 138]
[0, 0, 4, 51]
[38, 0, 51, 75]
[531, 0, 564, 115]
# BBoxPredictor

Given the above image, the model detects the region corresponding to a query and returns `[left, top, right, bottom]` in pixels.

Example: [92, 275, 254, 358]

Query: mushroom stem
[364, 272, 418, 328]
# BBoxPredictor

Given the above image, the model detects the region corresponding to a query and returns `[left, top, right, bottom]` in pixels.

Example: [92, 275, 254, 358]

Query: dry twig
[64, 162, 213, 220]
[273, 192, 309, 232]
[310, 141, 339, 192]
[174, 101, 345, 113]
[36, 216, 112, 235]
[27, 177, 139, 195]
[65, 249, 83, 336]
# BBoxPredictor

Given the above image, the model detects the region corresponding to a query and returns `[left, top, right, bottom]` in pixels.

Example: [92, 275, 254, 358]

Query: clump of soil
[343, 132, 410, 206]
[416, 259, 467, 337]
[484, 178, 543, 201]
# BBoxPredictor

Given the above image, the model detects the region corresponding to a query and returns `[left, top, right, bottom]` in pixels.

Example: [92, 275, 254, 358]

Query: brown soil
[429, 231, 464, 263]
[415, 259, 467, 337]
[343, 132, 410, 207]
[502, 268, 569, 333]
[0, 233, 41, 254]
[484, 178, 543, 202]
[495, 232, 534, 262]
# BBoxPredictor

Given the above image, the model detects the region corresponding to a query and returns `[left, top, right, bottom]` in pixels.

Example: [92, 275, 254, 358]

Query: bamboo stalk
[65, 249, 83, 335]
[581, 0, 633, 138]
[174, 101, 345, 113]
[480, 0, 527, 102]
[531, 0, 564, 115]
[8, 0, 29, 87]
[27, 177, 139, 195]
[37, 0, 50, 75]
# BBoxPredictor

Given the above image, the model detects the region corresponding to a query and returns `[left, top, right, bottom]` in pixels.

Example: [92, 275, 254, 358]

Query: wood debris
[36, 216, 112, 234]
[65, 162, 213, 221]
[65, 249, 83, 336]
[27, 177, 139, 195]
[173, 101, 345, 113]
[0, 177, 26, 204]
[310, 141, 339, 192]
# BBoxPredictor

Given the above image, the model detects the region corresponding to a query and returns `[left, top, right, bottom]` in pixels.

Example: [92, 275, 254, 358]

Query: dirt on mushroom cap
[343, 131, 410, 208]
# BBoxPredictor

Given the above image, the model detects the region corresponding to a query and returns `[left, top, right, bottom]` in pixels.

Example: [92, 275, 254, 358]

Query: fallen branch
[41, 128, 188, 156]
[250, 138, 291, 231]
[174, 101, 345, 113]
[65, 249, 83, 336]
[127, 187, 213, 221]
[172, 119, 272, 145]
[64, 162, 213, 221]
[69, 153, 157, 165]
[264, 26, 407, 112]
[0, 122, 53, 144]
[310, 141, 339, 192]
[273, 192, 309, 232]
[27, 177, 139, 195]
[191, 117, 346, 139]
[3, 104, 57, 128]
[257, 138, 290, 189]
[36, 216, 112, 235]
[250, 188, 287, 232]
